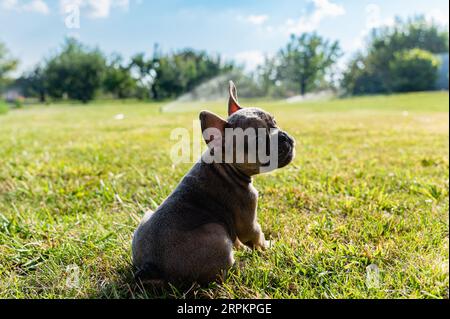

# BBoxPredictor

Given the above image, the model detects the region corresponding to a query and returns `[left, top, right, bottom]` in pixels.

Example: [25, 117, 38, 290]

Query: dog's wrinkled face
[227, 107, 295, 173]
[200, 81, 296, 176]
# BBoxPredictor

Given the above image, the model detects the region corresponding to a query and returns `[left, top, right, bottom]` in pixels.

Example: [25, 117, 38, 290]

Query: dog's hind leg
[164, 223, 235, 284]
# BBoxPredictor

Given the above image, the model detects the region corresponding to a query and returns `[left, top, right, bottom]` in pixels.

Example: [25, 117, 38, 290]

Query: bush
[342, 16, 448, 95]
[14, 97, 24, 108]
[45, 39, 106, 103]
[0, 101, 9, 115]
[389, 49, 441, 92]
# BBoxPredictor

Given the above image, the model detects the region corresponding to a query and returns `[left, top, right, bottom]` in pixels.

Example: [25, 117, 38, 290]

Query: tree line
[11, 42, 234, 103]
[0, 16, 448, 104]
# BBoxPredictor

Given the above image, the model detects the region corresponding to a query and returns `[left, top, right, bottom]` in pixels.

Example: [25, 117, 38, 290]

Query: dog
[132, 81, 295, 285]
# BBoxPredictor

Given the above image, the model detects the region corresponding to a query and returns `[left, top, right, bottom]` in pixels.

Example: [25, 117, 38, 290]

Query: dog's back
[132, 162, 241, 284]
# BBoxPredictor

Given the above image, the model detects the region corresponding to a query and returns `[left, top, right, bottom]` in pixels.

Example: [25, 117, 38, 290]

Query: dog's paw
[253, 239, 269, 251]
[234, 239, 251, 252]
[258, 239, 275, 251]
[265, 240, 274, 249]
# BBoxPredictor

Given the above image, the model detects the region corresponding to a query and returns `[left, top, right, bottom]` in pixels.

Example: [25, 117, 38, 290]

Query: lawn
[0, 91, 448, 299]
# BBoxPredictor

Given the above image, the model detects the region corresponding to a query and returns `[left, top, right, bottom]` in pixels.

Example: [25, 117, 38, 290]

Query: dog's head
[200, 81, 295, 176]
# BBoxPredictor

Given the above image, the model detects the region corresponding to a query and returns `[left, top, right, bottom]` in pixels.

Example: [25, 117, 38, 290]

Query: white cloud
[59, 0, 130, 19]
[0, 0, 17, 10]
[313, 0, 345, 17]
[364, 4, 395, 29]
[235, 50, 265, 71]
[426, 9, 449, 28]
[245, 14, 269, 25]
[23, 0, 49, 14]
[0, 0, 49, 14]
[282, 0, 345, 34]
[365, 3, 381, 29]
[351, 3, 395, 50]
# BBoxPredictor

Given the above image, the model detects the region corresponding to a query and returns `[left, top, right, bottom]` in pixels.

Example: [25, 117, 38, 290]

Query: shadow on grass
[89, 264, 216, 299]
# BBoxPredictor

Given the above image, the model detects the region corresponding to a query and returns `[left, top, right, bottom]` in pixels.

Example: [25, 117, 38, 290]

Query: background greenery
[1, 16, 448, 104]
[342, 17, 448, 95]
[0, 91, 448, 298]
[0, 100, 8, 115]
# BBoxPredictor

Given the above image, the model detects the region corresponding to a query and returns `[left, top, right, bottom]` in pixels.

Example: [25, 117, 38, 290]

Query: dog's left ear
[199, 111, 227, 147]
[228, 81, 242, 116]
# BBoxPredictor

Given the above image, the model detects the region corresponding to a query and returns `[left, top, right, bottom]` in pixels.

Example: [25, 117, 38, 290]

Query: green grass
[0, 91, 448, 299]
[0, 101, 9, 115]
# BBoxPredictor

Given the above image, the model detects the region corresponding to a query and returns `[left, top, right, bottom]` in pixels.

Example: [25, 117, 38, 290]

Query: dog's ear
[199, 111, 227, 147]
[228, 81, 242, 116]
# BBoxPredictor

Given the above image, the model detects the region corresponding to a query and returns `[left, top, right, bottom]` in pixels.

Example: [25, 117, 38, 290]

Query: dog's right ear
[199, 111, 227, 147]
[228, 81, 242, 116]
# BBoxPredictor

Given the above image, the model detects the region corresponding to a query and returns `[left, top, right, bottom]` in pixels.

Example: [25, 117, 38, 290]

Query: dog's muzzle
[277, 131, 295, 168]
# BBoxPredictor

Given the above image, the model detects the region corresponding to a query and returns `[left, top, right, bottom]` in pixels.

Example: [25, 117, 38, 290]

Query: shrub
[14, 97, 24, 108]
[45, 39, 106, 103]
[389, 49, 441, 92]
[342, 16, 448, 95]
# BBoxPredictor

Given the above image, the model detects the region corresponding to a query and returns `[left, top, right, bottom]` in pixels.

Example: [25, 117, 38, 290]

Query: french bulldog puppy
[132, 81, 295, 285]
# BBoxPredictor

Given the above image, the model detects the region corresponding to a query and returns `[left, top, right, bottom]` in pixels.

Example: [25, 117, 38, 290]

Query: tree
[150, 49, 234, 100]
[341, 53, 386, 95]
[389, 49, 440, 92]
[45, 38, 106, 103]
[342, 16, 449, 95]
[130, 52, 154, 99]
[16, 65, 47, 102]
[276, 33, 342, 95]
[130, 46, 234, 100]
[103, 54, 138, 99]
[0, 41, 18, 92]
[256, 56, 279, 96]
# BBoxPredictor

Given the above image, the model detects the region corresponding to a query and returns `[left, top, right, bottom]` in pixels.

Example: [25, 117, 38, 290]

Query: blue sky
[1, 0, 449, 75]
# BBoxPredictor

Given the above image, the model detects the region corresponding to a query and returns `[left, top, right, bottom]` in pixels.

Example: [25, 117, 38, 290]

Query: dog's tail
[134, 263, 165, 287]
